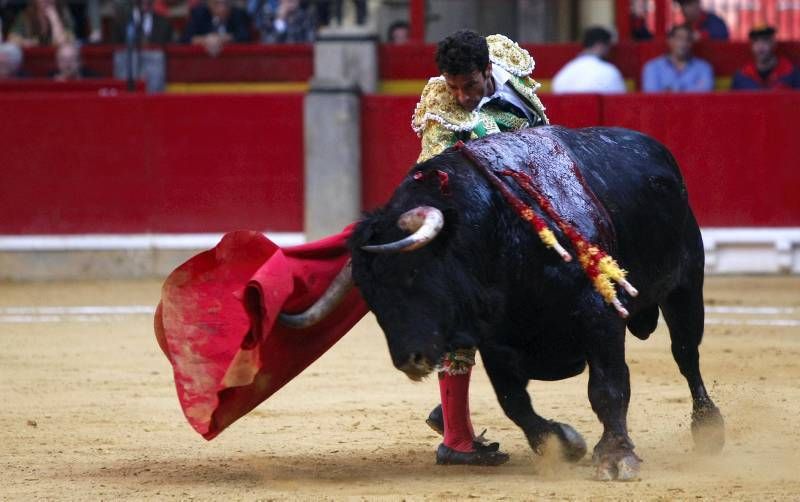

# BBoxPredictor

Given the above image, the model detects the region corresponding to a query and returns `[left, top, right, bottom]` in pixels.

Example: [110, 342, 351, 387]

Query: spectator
[642, 23, 713, 93]
[1, 5, 27, 38]
[552, 26, 626, 94]
[67, 0, 101, 43]
[676, 0, 729, 41]
[181, 0, 252, 56]
[316, 1, 367, 27]
[0, 42, 24, 79]
[111, 0, 174, 45]
[253, 0, 315, 43]
[387, 20, 409, 44]
[51, 42, 97, 80]
[631, 12, 653, 41]
[7, 0, 75, 47]
[731, 26, 800, 90]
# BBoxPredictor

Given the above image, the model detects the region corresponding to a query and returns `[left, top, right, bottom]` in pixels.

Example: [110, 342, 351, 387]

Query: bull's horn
[278, 260, 353, 329]
[361, 206, 444, 253]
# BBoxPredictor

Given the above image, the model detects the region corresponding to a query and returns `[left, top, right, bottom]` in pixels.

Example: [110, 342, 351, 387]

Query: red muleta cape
[154, 225, 369, 440]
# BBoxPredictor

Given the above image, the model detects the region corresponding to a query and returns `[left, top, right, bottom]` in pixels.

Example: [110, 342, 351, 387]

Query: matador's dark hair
[435, 29, 490, 75]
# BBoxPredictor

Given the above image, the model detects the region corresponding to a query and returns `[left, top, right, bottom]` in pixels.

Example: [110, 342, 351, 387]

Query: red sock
[439, 368, 475, 453]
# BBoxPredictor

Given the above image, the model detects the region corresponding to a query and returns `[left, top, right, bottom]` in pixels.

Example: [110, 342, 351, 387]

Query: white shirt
[476, 64, 537, 124]
[552, 53, 626, 94]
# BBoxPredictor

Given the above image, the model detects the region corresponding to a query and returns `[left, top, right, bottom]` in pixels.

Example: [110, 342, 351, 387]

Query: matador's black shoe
[435, 443, 510, 466]
[426, 404, 501, 453]
[426, 404, 445, 434]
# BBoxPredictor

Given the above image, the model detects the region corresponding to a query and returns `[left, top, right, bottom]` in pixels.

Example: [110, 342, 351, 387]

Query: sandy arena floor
[1, 276, 799, 501]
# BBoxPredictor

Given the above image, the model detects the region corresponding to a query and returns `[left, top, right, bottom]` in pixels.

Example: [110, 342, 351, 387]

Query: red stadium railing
[164, 44, 313, 82]
[1, 91, 796, 235]
[0, 93, 304, 234]
[17, 41, 800, 87]
[20, 44, 314, 83]
[0, 79, 145, 93]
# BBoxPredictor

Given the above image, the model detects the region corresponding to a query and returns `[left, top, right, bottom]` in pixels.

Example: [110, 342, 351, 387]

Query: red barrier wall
[362, 92, 800, 227]
[602, 92, 800, 227]
[2, 92, 797, 236]
[0, 93, 303, 234]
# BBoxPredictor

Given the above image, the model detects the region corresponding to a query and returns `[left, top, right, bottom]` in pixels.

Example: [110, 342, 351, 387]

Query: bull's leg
[481, 349, 587, 463]
[585, 322, 641, 481]
[660, 281, 725, 454]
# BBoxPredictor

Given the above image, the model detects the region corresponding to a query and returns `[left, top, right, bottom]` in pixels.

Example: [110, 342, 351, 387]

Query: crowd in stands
[554, 21, 799, 93]
[0, 0, 363, 49]
[562, 0, 795, 92]
[631, 0, 729, 41]
[0, 0, 798, 91]
[0, 0, 367, 85]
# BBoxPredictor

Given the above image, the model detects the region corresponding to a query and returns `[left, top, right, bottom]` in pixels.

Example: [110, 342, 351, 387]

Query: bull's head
[281, 155, 500, 381]
[349, 188, 500, 381]
[278, 206, 452, 380]
[352, 206, 450, 380]
[275, 206, 443, 328]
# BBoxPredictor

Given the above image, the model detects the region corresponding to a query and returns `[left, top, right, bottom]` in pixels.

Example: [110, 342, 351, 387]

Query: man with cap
[732, 26, 800, 90]
[676, 0, 729, 41]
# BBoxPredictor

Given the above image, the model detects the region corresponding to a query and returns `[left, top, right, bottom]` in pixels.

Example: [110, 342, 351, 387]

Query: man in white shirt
[552, 26, 626, 94]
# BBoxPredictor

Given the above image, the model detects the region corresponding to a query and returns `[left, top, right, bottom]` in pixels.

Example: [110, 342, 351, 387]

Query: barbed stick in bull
[454, 139, 638, 318]
[349, 125, 726, 481]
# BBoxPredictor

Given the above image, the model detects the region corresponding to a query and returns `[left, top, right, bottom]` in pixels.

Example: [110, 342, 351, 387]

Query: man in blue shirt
[642, 23, 714, 93]
[676, 0, 729, 41]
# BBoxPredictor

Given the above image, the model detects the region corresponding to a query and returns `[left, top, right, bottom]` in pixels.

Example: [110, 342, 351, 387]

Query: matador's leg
[433, 349, 509, 466]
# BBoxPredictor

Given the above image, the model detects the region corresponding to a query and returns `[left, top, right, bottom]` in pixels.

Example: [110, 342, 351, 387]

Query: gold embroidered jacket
[412, 34, 549, 163]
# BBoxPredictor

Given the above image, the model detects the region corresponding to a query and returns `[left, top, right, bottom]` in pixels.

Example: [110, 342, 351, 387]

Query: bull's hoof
[691, 406, 725, 454]
[549, 421, 587, 463]
[594, 452, 641, 482]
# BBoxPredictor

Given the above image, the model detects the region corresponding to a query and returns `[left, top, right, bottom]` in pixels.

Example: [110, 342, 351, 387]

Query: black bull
[347, 126, 725, 480]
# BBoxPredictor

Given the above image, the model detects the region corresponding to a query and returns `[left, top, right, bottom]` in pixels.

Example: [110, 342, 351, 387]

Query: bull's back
[544, 126, 702, 297]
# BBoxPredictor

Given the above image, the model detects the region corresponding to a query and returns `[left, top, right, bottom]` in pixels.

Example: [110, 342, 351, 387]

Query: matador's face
[443, 63, 493, 113]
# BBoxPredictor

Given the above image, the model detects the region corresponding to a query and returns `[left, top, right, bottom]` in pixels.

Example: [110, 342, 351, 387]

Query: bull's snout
[397, 352, 436, 381]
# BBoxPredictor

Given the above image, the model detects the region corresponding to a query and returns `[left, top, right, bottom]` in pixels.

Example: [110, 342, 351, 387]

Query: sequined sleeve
[417, 122, 457, 163]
